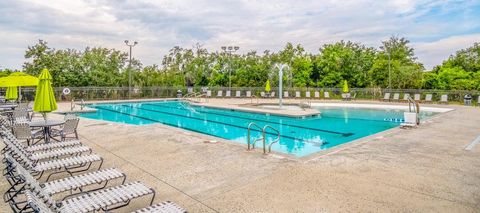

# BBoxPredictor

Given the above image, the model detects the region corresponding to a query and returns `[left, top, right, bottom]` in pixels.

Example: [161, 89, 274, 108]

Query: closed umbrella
[33, 69, 57, 120]
[5, 87, 18, 100]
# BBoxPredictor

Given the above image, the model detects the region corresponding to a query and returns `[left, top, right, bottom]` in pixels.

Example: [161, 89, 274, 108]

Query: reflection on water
[80, 101, 437, 157]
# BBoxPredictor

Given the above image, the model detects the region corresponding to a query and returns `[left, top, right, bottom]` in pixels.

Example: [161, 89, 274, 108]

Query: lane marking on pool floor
[465, 135, 480, 151]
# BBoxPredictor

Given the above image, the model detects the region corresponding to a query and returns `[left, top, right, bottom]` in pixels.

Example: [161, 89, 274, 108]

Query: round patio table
[29, 119, 65, 143]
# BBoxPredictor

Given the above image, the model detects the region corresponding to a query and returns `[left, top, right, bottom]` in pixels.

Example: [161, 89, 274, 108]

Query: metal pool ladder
[247, 122, 281, 154]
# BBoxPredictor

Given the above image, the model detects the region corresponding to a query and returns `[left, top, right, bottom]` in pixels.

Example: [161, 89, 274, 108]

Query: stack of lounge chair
[0, 118, 187, 212]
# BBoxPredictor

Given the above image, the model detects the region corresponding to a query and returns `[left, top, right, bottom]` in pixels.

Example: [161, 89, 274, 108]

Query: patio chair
[305, 91, 311, 98]
[13, 108, 29, 122]
[206, 90, 212, 98]
[439, 95, 448, 104]
[314, 91, 320, 98]
[392, 93, 400, 102]
[246, 91, 252, 98]
[403, 94, 410, 102]
[235, 91, 241, 98]
[0, 115, 11, 128]
[260, 92, 266, 98]
[50, 118, 79, 141]
[284, 91, 289, 98]
[382, 93, 390, 101]
[270, 91, 275, 98]
[324, 91, 330, 99]
[216, 90, 223, 98]
[3, 137, 103, 181]
[477, 95, 480, 106]
[225, 90, 231, 98]
[23, 179, 155, 213]
[4, 155, 126, 205]
[12, 123, 43, 145]
[132, 201, 188, 213]
[424, 94, 433, 103]
[295, 91, 301, 98]
[414, 94, 421, 102]
[64, 113, 77, 120]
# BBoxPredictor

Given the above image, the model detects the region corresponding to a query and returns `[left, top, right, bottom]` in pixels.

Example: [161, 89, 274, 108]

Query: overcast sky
[0, 0, 479, 70]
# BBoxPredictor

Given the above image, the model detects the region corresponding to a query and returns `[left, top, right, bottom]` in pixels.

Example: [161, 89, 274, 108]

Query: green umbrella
[342, 80, 349, 93]
[34, 68, 57, 119]
[5, 87, 18, 100]
[0, 72, 39, 87]
[265, 80, 271, 92]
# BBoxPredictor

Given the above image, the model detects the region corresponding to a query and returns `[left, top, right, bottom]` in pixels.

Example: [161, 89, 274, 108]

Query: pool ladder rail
[247, 122, 281, 154]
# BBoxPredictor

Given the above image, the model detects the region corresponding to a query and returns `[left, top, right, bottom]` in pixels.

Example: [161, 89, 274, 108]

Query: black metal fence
[13, 86, 480, 104]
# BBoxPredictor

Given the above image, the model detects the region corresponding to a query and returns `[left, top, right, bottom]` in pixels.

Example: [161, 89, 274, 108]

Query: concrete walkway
[1, 99, 479, 212]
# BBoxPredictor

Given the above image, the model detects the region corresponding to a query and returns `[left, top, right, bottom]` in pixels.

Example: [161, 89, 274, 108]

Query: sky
[0, 0, 479, 70]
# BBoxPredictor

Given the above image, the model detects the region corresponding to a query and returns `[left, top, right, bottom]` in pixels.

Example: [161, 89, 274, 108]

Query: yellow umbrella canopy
[265, 80, 271, 92]
[0, 72, 39, 87]
[34, 69, 57, 115]
[5, 87, 18, 100]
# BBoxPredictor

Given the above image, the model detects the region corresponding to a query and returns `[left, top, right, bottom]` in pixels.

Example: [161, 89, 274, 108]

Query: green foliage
[8, 39, 479, 91]
[425, 42, 480, 90]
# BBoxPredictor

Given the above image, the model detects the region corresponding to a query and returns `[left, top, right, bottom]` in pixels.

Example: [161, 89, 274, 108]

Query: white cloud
[0, 0, 478, 70]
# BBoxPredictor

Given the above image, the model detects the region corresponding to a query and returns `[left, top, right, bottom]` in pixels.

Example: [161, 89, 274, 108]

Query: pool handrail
[263, 125, 280, 154]
[247, 122, 263, 150]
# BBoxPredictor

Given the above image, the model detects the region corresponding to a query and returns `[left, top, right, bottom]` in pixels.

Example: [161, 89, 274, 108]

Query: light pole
[124, 40, 138, 98]
[388, 48, 391, 91]
[221, 46, 239, 90]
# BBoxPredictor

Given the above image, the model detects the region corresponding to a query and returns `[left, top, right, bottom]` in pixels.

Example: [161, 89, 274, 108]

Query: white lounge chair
[284, 91, 289, 98]
[314, 91, 320, 98]
[414, 94, 421, 102]
[3, 137, 103, 181]
[5, 155, 126, 200]
[305, 91, 311, 98]
[132, 201, 187, 213]
[225, 91, 231, 98]
[246, 91, 252, 98]
[295, 91, 301, 98]
[216, 90, 223, 98]
[382, 93, 391, 101]
[260, 92, 266, 98]
[477, 96, 480, 106]
[403, 94, 410, 102]
[24, 180, 155, 213]
[439, 94, 448, 104]
[324, 91, 330, 99]
[425, 94, 432, 103]
[235, 91, 241, 98]
[392, 93, 400, 102]
[270, 91, 275, 98]
[206, 90, 212, 98]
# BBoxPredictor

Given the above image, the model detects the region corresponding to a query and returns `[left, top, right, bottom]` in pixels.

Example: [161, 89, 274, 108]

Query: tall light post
[221, 46, 239, 90]
[124, 40, 138, 98]
[387, 48, 391, 91]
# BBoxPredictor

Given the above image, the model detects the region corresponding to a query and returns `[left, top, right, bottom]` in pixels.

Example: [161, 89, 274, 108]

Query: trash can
[177, 90, 182, 98]
[464, 94, 472, 106]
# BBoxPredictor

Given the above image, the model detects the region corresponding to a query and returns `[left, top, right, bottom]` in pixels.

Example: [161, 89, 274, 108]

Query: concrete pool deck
[1, 99, 480, 212]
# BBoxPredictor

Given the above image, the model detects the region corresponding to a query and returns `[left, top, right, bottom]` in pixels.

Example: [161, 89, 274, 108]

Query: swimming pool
[79, 101, 437, 157]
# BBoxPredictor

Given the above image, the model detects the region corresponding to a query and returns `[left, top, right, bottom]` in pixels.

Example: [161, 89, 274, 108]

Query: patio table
[29, 119, 65, 143]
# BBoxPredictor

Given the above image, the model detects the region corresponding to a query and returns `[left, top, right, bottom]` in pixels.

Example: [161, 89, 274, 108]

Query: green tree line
[1, 37, 479, 90]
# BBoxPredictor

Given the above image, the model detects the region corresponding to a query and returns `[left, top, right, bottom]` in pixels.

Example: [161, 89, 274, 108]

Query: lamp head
[234, 46, 239, 51]
[221, 46, 226, 51]
[134, 41, 138, 45]
[124, 40, 129, 44]
[228, 46, 233, 50]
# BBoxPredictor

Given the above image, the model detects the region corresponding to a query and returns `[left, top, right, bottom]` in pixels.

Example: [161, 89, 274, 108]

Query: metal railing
[247, 122, 281, 154]
[9, 86, 480, 105]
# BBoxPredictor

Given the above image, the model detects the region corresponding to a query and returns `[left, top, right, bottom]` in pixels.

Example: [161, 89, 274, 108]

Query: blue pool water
[79, 101, 436, 157]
